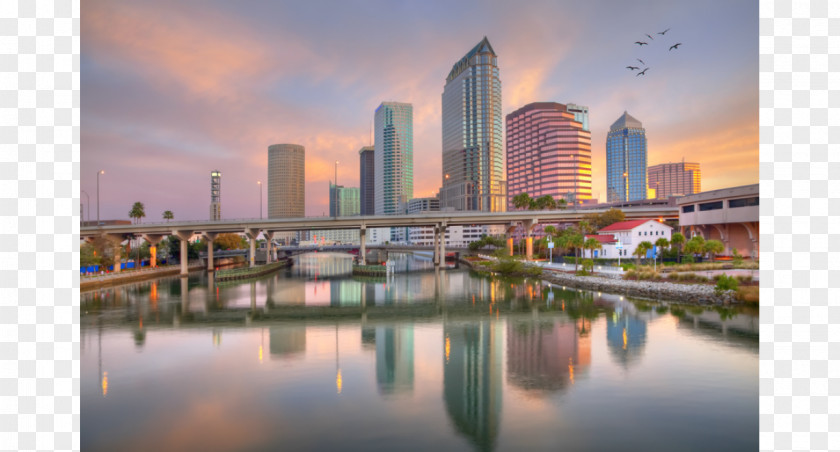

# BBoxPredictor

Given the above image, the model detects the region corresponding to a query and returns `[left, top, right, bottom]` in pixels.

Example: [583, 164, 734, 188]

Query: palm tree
[577, 220, 594, 235]
[163, 210, 174, 223]
[534, 195, 557, 210]
[670, 232, 685, 262]
[128, 202, 146, 224]
[633, 241, 653, 266]
[704, 239, 725, 261]
[583, 237, 603, 261]
[512, 193, 533, 210]
[655, 238, 670, 266]
[683, 236, 706, 261]
[569, 233, 584, 271]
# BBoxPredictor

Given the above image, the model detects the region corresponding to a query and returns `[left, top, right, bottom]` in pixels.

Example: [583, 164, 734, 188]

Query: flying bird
[634, 41, 648, 46]
[646, 34, 654, 40]
[637, 68, 649, 76]
[658, 28, 670, 35]
[626, 66, 639, 70]
[669, 43, 682, 51]
[637, 58, 645, 65]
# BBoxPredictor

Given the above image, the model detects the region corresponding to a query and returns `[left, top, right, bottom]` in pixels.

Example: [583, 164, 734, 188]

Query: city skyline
[81, 0, 757, 222]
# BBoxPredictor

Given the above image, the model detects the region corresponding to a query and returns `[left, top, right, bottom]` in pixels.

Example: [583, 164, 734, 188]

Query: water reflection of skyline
[506, 318, 591, 393]
[444, 320, 503, 451]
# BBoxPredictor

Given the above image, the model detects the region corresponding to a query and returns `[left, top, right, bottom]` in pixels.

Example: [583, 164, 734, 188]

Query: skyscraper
[606, 111, 647, 202]
[506, 102, 592, 207]
[209, 170, 221, 220]
[566, 103, 590, 132]
[647, 161, 701, 199]
[359, 146, 375, 215]
[329, 183, 360, 217]
[268, 144, 305, 242]
[441, 37, 506, 212]
[374, 102, 413, 216]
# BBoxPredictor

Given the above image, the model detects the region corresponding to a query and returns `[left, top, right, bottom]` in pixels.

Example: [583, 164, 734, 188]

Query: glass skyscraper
[329, 183, 360, 217]
[606, 112, 647, 202]
[441, 37, 506, 212]
[374, 102, 413, 216]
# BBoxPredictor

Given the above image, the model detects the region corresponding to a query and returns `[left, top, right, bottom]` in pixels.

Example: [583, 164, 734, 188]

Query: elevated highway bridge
[81, 206, 678, 276]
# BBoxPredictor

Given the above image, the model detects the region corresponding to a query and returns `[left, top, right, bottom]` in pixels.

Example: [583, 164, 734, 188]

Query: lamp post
[81, 190, 90, 224]
[96, 170, 104, 226]
[257, 180, 262, 219]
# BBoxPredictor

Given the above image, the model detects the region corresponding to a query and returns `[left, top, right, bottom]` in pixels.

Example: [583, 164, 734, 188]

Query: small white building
[582, 219, 673, 259]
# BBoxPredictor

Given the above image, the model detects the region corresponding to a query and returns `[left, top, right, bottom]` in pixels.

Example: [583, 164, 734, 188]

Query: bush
[735, 285, 759, 304]
[714, 275, 739, 295]
[582, 259, 594, 273]
[736, 275, 753, 284]
[682, 255, 695, 264]
[732, 249, 744, 266]
[621, 263, 636, 271]
[493, 258, 524, 275]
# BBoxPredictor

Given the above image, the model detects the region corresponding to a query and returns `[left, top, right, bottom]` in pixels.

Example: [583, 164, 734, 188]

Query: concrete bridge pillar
[244, 228, 260, 268]
[359, 226, 367, 265]
[264, 231, 275, 264]
[433, 225, 441, 266]
[142, 234, 165, 268]
[202, 232, 219, 272]
[172, 230, 193, 276]
[102, 233, 127, 273]
[506, 223, 517, 257]
[438, 223, 447, 267]
[525, 219, 538, 261]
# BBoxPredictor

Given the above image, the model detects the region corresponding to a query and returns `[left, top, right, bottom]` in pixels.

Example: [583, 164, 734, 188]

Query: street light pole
[96, 170, 104, 226]
[257, 181, 262, 219]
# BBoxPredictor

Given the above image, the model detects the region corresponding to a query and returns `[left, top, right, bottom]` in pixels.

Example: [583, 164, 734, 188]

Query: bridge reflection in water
[80, 253, 758, 451]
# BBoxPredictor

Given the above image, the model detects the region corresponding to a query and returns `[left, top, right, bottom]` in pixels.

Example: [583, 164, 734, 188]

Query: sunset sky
[81, 0, 757, 222]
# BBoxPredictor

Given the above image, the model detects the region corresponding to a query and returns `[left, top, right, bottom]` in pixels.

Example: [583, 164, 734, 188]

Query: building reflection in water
[506, 318, 591, 394]
[606, 305, 648, 369]
[375, 326, 414, 395]
[443, 320, 503, 450]
[270, 325, 306, 360]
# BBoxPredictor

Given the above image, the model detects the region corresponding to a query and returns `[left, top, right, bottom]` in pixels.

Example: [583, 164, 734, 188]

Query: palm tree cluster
[511, 193, 567, 211]
[128, 202, 146, 224]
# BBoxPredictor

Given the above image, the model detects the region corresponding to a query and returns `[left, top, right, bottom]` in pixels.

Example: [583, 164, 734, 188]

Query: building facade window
[699, 201, 723, 211]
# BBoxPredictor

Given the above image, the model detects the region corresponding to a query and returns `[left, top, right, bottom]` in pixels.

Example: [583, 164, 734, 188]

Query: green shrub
[493, 258, 524, 275]
[714, 275, 739, 295]
[575, 270, 589, 276]
[732, 249, 744, 266]
[682, 255, 695, 264]
[582, 259, 594, 273]
[736, 275, 753, 284]
[621, 263, 636, 271]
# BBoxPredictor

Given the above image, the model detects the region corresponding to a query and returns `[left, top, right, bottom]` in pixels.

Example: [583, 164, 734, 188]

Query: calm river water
[81, 253, 758, 451]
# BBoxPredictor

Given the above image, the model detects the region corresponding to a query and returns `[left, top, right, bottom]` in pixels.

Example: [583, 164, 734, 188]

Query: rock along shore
[460, 258, 732, 305]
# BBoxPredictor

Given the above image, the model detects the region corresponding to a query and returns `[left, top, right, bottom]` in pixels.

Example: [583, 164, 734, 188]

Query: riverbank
[80, 263, 205, 292]
[215, 260, 291, 281]
[460, 257, 736, 305]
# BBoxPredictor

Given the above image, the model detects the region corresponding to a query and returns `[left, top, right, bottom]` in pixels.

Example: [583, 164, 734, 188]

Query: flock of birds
[626, 28, 682, 77]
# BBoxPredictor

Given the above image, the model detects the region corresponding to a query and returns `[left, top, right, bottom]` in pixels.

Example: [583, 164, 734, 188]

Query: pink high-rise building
[506, 102, 592, 209]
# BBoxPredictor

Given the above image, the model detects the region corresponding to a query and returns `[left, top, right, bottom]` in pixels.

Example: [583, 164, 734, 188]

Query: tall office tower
[374, 102, 413, 216]
[506, 102, 592, 208]
[647, 161, 701, 199]
[268, 144, 305, 243]
[359, 146, 375, 215]
[565, 103, 590, 132]
[441, 37, 506, 212]
[606, 111, 647, 202]
[209, 170, 221, 220]
[329, 183, 360, 217]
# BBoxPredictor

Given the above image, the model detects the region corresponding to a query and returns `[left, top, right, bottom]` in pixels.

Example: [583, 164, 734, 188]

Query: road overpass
[81, 206, 678, 276]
